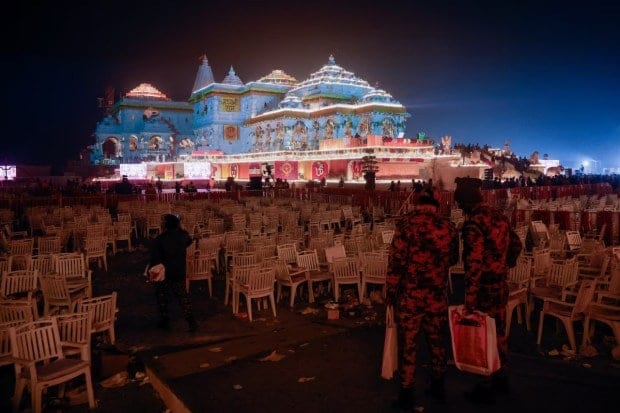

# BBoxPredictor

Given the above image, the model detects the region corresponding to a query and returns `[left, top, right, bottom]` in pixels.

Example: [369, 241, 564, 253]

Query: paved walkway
[2, 247, 619, 412]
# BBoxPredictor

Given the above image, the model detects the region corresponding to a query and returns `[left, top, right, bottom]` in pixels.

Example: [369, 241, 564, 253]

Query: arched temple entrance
[102, 137, 121, 158]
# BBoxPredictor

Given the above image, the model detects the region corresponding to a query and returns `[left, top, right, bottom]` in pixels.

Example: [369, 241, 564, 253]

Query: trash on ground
[208, 347, 223, 352]
[259, 350, 286, 362]
[548, 349, 560, 356]
[300, 342, 309, 347]
[100, 371, 129, 388]
[225, 356, 238, 362]
[233, 384, 243, 390]
[297, 376, 316, 383]
[200, 362, 211, 368]
[582, 363, 592, 368]
[301, 307, 319, 315]
[580, 345, 598, 358]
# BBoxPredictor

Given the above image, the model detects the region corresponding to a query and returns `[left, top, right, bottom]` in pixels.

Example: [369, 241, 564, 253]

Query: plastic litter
[100, 371, 129, 388]
[233, 384, 243, 390]
[208, 347, 223, 353]
[297, 376, 316, 383]
[259, 350, 285, 362]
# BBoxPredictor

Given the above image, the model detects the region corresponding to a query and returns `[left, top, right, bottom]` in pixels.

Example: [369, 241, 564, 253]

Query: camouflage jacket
[386, 205, 459, 303]
[461, 204, 523, 310]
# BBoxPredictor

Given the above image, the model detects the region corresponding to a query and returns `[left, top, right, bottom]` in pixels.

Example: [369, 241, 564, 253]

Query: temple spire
[191, 54, 215, 94]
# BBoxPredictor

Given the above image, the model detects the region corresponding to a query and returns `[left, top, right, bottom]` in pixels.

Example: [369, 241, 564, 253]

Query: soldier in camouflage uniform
[386, 195, 459, 411]
[454, 177, 522, 404]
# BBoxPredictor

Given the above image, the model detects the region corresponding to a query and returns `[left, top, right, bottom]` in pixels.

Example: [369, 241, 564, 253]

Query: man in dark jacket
[386, 195, 459, 411]
[454, 177, 522, 404]
[150, 214, 197, 332]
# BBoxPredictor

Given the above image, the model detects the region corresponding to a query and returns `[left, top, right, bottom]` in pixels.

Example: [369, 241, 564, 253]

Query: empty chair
[277, 242, 298, 265]
[360, 254, 388, 298]
[331, 256, 363, 302]
[186, 253, 215, 297]
[56, 311, 92, 362]
[234, 266, 277, 321]
[0, 299, 36, 323]
[1, 269, 39, 300]
[28, 254, 55, 276]
[112, 220, 133, 254]
[37, 236, 62, 254]
[9, 318, 96, 413]
[506, 256, 532, 337]
[296, 249, 332, 303]
[537, 280, 596, 351]
[39, 275, 88, 316]
[77, 292, 118, 345]
[565, 230, 583, 252]
[83, 236, 109, 271]
[54, 253, 92, 297]
[227, 263, 260, 312]
[274, 258, 308, 308]
[0, 320, 23, 367]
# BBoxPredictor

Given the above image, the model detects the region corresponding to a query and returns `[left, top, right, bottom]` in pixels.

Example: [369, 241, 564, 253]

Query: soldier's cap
[454, 177, 483, 204]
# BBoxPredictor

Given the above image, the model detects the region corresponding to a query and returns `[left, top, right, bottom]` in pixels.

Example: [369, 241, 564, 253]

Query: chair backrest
[324, 244, 346, 264]
[332, 256, 360, 281]
[1, 320, 23, 364]
[533, 248, 552, 276]
[246, 267, 275, 294]
[573, 280, 596, 315]
[190, 254, 214, 279]
[28, 254, 56, 276]
[508, 256, 532, 286]
[273, 258, 292, 282]
[39, 275, 71, 304]
[361, 256, 388, 280]
[0, 256, 12, 274]
[529, 220, 549, 247]
[55, 254, 87, 278]
[1, 269, 38, 298]
[38, 236, 62, 254]
[9, 318, 64, 363]
[77, 292, 117, 332]
[232, 251, 257, 267]
[55, 311, 92, 349]
[548, 257, 578, 288]
[565, 230, 582, 252]
[277, 243, 298, 264]
[232, 263, 260, 285]
[9, 238, 34, 256]
[296, 249, 321, 272]
[0, 299, 36, 323]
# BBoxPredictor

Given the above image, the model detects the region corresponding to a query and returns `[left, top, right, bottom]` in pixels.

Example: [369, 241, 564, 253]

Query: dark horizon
[3, 0, 619, 172]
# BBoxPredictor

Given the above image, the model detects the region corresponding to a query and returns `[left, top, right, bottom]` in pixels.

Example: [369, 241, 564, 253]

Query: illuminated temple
[90, 55, 464, 183]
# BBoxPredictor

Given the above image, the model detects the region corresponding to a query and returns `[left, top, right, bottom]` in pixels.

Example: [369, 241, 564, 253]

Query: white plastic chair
[77, 292, 118, 345]
[235, 266, 277, 321]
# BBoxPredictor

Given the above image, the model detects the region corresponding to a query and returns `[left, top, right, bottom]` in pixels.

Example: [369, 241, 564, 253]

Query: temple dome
[279, 95, 303, 108]
[192, 55, 215, 93]
[222, 66, 244, 85]
[125, 83, 170, 100]
[258, 69, 297, 86]
[361, 88, 398, 104]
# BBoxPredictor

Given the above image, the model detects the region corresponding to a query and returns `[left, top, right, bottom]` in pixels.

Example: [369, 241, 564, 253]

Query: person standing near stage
[149, 214, 197, 332]
[386, 195, 459, 411]
[454, 177, 522, 404]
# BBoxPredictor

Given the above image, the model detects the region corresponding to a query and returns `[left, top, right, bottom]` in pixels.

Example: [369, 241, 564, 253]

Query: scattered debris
[259, 350, 286, 362]
[100, 371, 129, 388]
[548, 349, 560, 356]
[301, 307, 319, 315]
[225, 356, 238, 362]
[200, 363, 211, 368]
[582, 363, 592, 368]
[297, 376, 316, 383]
[233, 384, 243, 390]
[300, 342, 309, 347]
[208, 347, 223, 353]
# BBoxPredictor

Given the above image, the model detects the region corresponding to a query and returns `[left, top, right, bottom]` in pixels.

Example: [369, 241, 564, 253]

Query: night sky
[4, 0, 619, 172]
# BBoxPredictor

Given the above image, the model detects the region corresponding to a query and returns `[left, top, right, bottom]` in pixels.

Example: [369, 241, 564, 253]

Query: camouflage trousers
[395, 298, 448, 389]
[473, 284, 509, 368]
[155, 278, 194, 322]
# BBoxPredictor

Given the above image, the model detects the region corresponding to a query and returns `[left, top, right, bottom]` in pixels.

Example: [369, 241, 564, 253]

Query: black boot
[425, 375, 446, 403]
[391, 387, 416, 412]
[492, 369, 510, 394]
[464, 381, 496, 405]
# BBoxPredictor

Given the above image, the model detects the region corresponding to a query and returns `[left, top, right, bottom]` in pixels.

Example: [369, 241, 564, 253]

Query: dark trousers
[155, 278, 194, 322]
